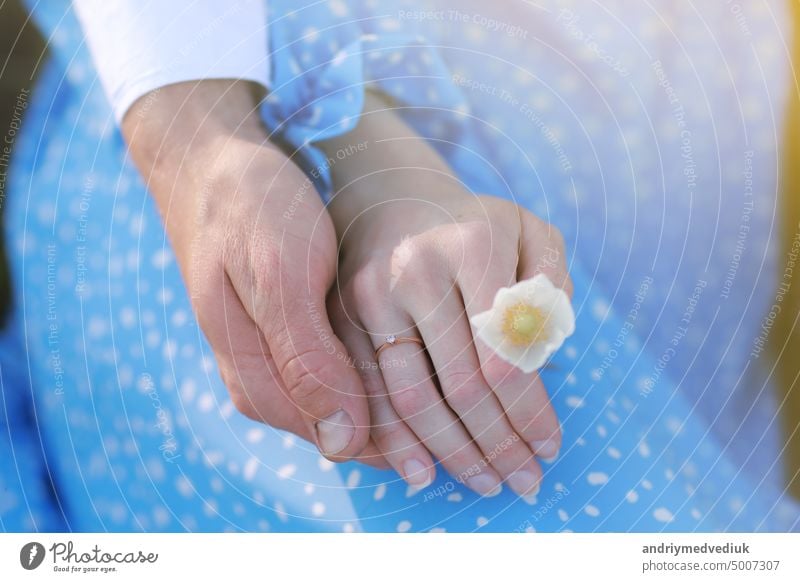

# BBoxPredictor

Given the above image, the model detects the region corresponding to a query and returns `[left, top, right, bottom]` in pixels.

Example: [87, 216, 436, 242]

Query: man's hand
[122, 80, 383, 464]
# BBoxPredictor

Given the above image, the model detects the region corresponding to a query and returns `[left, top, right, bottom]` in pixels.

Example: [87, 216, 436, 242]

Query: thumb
[264, 289, 371, 460]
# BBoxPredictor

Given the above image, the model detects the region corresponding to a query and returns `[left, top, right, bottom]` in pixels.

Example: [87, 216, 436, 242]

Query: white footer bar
[1, 533, 798, 581]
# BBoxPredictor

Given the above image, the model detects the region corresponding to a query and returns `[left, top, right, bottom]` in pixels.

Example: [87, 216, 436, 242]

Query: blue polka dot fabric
[2, 0, 798, 531]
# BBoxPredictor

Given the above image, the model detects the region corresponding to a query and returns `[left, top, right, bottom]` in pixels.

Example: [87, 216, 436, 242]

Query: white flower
[470, 274, 575, 373]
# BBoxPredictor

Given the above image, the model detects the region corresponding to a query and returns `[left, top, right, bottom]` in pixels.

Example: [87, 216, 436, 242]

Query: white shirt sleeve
[73, 0, 270, 123]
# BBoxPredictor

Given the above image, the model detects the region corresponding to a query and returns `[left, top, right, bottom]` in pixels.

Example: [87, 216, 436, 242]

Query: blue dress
[2, 0, 799, 532]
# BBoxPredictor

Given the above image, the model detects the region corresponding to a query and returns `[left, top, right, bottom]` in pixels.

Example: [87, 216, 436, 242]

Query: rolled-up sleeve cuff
[74, 0, 270, 123]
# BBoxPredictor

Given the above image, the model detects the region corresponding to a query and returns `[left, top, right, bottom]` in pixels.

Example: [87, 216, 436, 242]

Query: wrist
[321, 92, 463, 230]
[121, 79, 271, 196]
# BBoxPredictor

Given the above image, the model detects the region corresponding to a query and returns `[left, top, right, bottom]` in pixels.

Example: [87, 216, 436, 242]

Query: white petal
[470, 310, 507, 353]
[516, 342, 550, 373]
[469, 309, 492, 329]
[469, 274, 575, 373]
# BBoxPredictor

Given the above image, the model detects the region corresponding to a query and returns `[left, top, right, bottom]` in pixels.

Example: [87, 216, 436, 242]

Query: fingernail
[402, 459, 432, 488]
[315, 410, 355, 455]
[522, 492, 539, 505]
[507, 470, 541, 498]
[466, 474, 503, 497]
[530, 438, 560, 461]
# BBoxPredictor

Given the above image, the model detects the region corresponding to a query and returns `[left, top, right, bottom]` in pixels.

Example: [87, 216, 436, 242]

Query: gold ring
[374, 335, 425, 358]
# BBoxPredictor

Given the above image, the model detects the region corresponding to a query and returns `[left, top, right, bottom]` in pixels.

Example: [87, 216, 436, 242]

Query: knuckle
[439, 363, 486, 408]
[221, 365, 264, 422]
[443, 380, 487, 411]
[390, 384, 433, 418]
[547, 223, 566, 250]
[512, 404, 557, 441]
[438, 360, 480, 388]
[457, 222, 495, 253]
[350, 262, 389, 319]
[229, 388, 260, 421]
[280, 349, 336, 407]
[247, 242, 284, 315]
[481, 357, 525, 387]
[446, 450, 482, 475]
[372, 420, 410, 450]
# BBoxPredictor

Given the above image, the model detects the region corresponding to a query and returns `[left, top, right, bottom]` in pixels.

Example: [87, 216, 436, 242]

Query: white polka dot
[180, 379, 196, 403]
[311, 502, 326, 517]
[666, 417, 683, 435]
[626, 490, 639, 503]
[203, 499, 218, 518]
[374, 483, 387, 501]
[566, 396, 585, 409]
[653, 508, 674, 523]
[170, 310, 187, 327]
[328, 0, 348, 17]
[201, 356, 215, 373]
[274, 501, 289, 523]
[219, 401, 235, 419]
[346, 470, 362, 489]
[584, 505, 600, 517]
[607, 447, 622, 459]
[638, 441, 651, 458]
[87, 317, 107, 338]
[176, 476, 192, 498]
[153, 506, 170, 527]
[476, 516, 489, 527]
[587, 472, 609, 485]
[397, 520, 412, 532]
[380, 19, 401, 32]
[318, 457, 335, 472]
[447, 493, 463, 503]
[197, 392, 214, 413]
[558, 509, 569, 522]
[277, 464, 297, 480]
[592, 299, 610, 319]
[151, 248, 172, 269]
[162, 340, 177, 359]
[243, 457, 259, 482]
[120, 307, 136, 328]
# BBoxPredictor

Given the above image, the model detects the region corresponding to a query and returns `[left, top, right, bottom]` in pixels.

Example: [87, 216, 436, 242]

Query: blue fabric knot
[260, 4, 468, 199]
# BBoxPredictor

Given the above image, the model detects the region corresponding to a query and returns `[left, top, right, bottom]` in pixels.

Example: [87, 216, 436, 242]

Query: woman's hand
[321, 94, 572, 497]
[121, 80, 386, 466]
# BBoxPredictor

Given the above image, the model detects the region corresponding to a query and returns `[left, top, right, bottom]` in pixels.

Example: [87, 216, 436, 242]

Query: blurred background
[0, 0, 44, 328]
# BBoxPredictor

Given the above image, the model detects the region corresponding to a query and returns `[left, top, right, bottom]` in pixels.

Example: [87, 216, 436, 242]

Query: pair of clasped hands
[125, 80, 572, 500]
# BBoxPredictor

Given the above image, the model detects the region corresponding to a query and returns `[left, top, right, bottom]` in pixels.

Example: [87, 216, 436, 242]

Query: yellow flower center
[501, 303, 548, 346]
